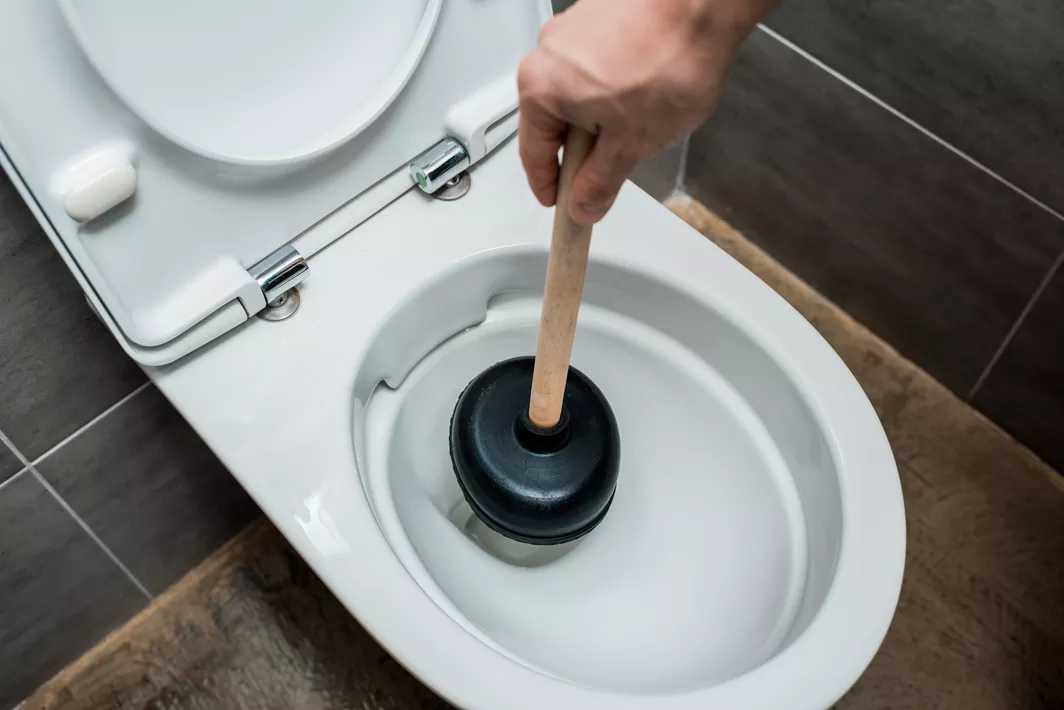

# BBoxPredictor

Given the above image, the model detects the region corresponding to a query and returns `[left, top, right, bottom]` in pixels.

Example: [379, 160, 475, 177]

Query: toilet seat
[0, 0, 548, 363]
[1, 2, 906, 708]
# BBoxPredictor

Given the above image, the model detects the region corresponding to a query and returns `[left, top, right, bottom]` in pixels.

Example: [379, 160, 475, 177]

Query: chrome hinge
[409, 138, 470, 194]
[409, 73, 519, 195]
[248, 245, 309, 305]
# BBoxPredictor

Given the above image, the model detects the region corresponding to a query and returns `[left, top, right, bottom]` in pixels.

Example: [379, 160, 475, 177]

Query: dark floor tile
[765, 0, 1064, 215]
[37, 386, 261, 595]
[0, 471, 146, 709]
[22, 522, 451, 710]
[838, 497, 1064, 709]
[0, 169, 146, 460]
[686, 30, 1064, 395]
[972, 265, 1064, 474]
[0, 437, 22, 483]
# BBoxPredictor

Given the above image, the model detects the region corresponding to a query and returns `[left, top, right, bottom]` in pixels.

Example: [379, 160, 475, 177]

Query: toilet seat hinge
[409, 138, 470, 195]
[248, 245, 309, 307]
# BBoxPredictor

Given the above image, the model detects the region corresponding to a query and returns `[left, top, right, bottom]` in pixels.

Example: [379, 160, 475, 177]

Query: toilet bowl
[0, 1, 905, 708]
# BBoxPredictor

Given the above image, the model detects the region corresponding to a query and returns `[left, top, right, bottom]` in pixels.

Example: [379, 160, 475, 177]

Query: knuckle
[537, 15, 560, 43]
[516, 54, 549, 98]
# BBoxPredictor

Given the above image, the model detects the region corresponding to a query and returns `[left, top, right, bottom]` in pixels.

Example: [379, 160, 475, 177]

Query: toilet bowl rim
[328, 198, 906, 709]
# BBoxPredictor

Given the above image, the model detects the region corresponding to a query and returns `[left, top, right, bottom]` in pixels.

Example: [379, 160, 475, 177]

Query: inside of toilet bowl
[351, 248, 845, 694]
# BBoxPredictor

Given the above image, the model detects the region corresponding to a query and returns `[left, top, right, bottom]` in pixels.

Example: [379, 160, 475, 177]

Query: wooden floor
[22, 199, 1064, 710]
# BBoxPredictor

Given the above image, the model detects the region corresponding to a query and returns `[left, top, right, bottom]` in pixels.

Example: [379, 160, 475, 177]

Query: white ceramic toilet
[0, 1, 906, 708]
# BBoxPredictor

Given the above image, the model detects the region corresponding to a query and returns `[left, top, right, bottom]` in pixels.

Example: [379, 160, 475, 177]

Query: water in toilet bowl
[447, 498, 579, 567]
[350, 248, 841, 695]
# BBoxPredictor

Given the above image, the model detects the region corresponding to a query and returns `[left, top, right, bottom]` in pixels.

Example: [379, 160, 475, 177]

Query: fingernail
[577, 201, 606, 215]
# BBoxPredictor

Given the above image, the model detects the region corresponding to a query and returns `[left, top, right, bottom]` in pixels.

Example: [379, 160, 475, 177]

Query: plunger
[449, 126, 621, 545]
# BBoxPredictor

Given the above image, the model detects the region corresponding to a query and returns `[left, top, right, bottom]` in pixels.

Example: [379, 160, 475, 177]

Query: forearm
[684, 0, 780, 56]
[687, 0, 779, 31]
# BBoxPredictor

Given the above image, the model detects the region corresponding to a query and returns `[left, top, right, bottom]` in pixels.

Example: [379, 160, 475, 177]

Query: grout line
[968, 247, 1064, 399]
[0, 467, 29, 494]
[29, 468, 153, 601]
[0, 427, 33, 469]
[0, 429, 34, 503]
[0, 424, 153, 600]
[32, 381, 151, 466]
[755, 24, 1064, 225]
[664, 188, 693, 211]
[674, 134, 691, 194]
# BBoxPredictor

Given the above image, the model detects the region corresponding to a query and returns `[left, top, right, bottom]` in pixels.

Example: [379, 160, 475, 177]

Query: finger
[517, 59, 567, 207]
[567, 135, 637, 225]
[518, 104, 566, 207]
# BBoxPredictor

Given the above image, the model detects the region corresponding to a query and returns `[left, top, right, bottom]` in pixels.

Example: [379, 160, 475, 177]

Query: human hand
[517, 0, 778, 225]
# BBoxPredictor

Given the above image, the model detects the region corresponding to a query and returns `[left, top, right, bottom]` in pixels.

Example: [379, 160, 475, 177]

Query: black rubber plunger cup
[450, 356, 620, 544]
[448, 126, 621, 545]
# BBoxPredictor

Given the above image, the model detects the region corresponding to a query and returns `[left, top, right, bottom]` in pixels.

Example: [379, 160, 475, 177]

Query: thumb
[566, 135, 637, 225]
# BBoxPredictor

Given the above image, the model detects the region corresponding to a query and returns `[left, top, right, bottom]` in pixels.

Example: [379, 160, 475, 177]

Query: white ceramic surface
[144, 142, 907, 710]
[0, 0, 548, 360]
[58, 0, 441, 165]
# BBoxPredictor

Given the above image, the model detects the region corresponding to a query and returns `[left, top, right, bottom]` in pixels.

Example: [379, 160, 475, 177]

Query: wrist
[684, 0, 778, 44]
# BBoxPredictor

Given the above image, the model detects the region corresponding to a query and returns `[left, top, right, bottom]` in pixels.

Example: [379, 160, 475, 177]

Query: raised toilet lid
[0, 0, 550, 364]
[58, 0, 442, 165]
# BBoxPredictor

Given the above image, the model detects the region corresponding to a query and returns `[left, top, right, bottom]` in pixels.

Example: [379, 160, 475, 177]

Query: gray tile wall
[684, 5, 1064, 473]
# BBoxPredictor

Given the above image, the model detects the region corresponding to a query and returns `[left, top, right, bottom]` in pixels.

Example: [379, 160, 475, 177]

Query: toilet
[0, 1, 906, 708]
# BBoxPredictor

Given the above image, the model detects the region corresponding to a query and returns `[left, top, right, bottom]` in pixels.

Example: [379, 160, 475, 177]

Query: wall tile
[765, 0, 1064, 215]
[37, 386, 261, 596]
[630, 139, 684, 202]
[972, 265, 1064, 473]
[0, 436, 21, 483]
[0, 170, 146, 460]
[685, 30, 1064, 395]
[0, 472, 146, 708]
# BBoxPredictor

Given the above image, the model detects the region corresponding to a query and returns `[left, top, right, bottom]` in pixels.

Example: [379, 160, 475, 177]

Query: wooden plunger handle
[528, 126, 596, 429]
